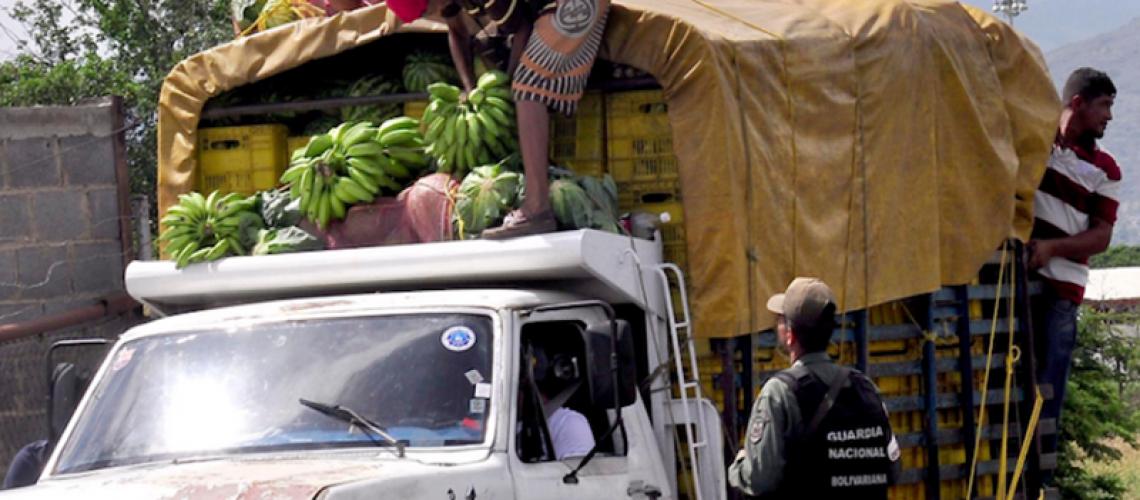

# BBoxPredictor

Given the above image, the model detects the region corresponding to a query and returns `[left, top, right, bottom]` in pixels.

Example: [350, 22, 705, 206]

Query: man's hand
[1027, 239, 1054, 269]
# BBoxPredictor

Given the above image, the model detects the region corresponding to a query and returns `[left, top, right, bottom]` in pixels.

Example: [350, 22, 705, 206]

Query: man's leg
[517, 99, 551, 217]
[1034, 291, 1078, 483]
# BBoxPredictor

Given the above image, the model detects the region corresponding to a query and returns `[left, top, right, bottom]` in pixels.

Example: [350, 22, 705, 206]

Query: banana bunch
[281, 117, 429, 228]
[422, 70, 517, 178]
[403, 51, 458, 93]
[159, 191, 264, 268]
[234, 0, 324, 36]
[550, 173, 623, 234]
[340, 76, 403, 125]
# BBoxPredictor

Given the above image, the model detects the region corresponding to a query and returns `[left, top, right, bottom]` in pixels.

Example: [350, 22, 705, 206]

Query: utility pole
[992, 0, 1028, 26]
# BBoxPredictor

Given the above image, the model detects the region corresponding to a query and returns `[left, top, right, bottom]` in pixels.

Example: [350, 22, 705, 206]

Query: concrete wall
[0, 98, 144, 481]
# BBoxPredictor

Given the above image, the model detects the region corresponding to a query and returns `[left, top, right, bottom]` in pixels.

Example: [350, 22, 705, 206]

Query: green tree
[1055, 308, 1140, 499]
[1090, 246, 1140, 269]
[0, 0, 232, 195]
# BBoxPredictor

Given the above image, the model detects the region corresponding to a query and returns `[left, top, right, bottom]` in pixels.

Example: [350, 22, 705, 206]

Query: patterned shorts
[512, 0, 610, 115]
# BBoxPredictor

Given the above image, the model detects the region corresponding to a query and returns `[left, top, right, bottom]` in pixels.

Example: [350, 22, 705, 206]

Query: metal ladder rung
[653, 262, 706, 500]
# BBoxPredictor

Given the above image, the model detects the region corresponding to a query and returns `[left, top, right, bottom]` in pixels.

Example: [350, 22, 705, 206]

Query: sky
[0, 0, 1138, 57]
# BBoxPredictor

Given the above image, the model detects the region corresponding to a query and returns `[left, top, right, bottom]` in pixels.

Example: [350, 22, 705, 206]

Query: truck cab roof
[127, 229, 669, 318]
[122, 288, 584, 341]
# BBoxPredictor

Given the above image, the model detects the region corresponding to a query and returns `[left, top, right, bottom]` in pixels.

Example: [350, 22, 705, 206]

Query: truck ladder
[654, 262, 709, 500]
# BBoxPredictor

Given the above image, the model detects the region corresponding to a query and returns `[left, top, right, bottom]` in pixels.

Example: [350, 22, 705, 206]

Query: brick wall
[0, 98, 144, 479]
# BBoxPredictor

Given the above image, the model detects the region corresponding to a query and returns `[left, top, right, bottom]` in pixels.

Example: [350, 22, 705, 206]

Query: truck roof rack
[126, 229, 668, 313]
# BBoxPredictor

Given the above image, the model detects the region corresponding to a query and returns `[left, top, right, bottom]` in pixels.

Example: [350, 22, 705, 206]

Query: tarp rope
[967, 244, 1008, 497]
[998, 250, 1018, 499]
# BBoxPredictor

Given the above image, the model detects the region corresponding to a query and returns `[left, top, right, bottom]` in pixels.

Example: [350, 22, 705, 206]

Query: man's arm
[444, 11, 478, 92]
[728, 379, 796, 496]
[1029, 217, 1113, 269]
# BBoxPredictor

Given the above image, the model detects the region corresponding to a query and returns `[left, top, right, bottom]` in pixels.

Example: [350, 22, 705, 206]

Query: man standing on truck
[728, 278, 900, 498]
[385, 0, 610, 238]
[1027, 67, 1120, 469]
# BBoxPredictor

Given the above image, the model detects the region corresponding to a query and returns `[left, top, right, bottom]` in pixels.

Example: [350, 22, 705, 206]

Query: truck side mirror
[45, 338, 109, 443]
[614, 320, 637, 407]
[50, 363, 83, 441]
[584, 319, 638, 409]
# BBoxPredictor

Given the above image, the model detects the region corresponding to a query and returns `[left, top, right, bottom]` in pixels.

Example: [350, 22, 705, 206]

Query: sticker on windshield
[441, 326, 476, 352]
[469, 398, 487, 414]
[111, 347, 135, 371]
[474, 382, 492, 399]
[464, 369, 484, 385]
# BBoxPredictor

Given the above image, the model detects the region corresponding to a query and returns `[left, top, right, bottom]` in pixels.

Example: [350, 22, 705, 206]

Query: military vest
[771, 364, 894, 499]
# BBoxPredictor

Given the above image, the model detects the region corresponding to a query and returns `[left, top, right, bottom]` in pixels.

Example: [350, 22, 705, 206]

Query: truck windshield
[53, 313, 495, 474]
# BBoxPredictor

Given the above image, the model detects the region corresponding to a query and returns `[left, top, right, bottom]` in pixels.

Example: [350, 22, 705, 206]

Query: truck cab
[3, 230, 724, 499]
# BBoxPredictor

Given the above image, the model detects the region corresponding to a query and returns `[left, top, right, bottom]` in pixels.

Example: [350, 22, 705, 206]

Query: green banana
[476, 110, 503, 139]
[428, 83, 461, 102]
[346, 142, 385, 158]
[483, 105, 513, 128]
[484, 87, 513, 101]
[378, 117, 419, 136]
[454, 112, 468, 147]
[338, 177, 374, 203]
[305, 134, 335, 157]
[386, 148, 428, 169]
[346, 157, 385, 177]
[281, 162, 309, 184]
[205, 239, 230, 261]
[381, 158, 411, 179]
[318, 190, 332, 229]
[380, 129, 420, 148]
[425, 116, 447, 143]
[347, 166, 381, 194]
[342, 124, 379, 148]
[478, 70, 509, 89]
[466, 112, 482, 151]
[329, 191, 347, 220]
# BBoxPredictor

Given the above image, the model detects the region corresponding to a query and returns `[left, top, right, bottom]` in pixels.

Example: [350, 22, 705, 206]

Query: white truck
[3, 230, 725, 499]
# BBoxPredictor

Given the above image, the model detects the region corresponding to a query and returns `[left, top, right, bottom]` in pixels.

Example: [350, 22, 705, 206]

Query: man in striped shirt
[1029, 67, 1119, 467]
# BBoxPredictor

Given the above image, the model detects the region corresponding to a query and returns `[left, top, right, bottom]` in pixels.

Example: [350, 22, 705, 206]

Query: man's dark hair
[1062, 67, 1116, 104]
[793, 302, 837, 353]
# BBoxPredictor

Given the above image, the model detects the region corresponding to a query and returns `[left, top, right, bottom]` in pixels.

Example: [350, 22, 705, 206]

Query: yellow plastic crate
[552, 92, 605, 177]
[617, 179, 681, 211]
[404, 100, 429, 120]
[605, 90, 679, 183]
[197, 124, 288, 195]
[287, 136, 311, 158]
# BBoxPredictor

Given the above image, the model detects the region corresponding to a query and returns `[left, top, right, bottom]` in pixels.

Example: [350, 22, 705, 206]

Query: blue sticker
[442, 326, 476, 352]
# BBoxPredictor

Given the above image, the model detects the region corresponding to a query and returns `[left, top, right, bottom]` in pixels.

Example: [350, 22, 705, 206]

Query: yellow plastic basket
[605, 90, 679, 183]
[197, 124, 288, 195]
[552, 92, 605, 177]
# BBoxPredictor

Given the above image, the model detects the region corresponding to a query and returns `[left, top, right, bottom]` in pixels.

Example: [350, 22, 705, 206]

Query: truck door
[509, 308, 670, 500]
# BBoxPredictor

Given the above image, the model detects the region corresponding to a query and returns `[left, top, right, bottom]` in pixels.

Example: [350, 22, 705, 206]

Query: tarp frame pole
[955, 284, 979, 499]
[1013, 240, 1043, 499]
[922, 293, 942, 499]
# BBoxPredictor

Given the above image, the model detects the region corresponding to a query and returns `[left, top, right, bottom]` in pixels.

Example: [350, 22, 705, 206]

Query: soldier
[729, 277, 900, 498]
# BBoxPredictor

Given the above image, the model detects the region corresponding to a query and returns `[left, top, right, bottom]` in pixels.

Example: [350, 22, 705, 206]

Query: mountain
[1046, 17, 1140, 244]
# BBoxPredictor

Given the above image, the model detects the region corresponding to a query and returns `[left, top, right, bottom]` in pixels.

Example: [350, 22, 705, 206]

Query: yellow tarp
[157, 0, 1059, 338]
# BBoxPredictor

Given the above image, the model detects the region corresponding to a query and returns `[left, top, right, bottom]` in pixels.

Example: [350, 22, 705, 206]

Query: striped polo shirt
[1032, 139, 1122, 302]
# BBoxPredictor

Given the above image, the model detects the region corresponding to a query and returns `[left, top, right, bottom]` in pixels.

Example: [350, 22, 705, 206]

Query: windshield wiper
[299, 398, 406, 458]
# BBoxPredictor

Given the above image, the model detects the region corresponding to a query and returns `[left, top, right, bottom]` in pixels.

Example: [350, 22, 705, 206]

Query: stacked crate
[197, 124, 289, 194]
[693, 265, 1048, 499]
[550, 92, 605, 177]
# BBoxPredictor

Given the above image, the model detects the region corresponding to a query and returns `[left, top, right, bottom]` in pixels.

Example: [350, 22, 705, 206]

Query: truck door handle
[627, 480, 662, 499]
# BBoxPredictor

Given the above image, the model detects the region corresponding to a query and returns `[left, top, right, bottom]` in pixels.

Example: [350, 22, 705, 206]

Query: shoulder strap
[542, 381, 581, 420]
[803, 366, 852, 436]
[772, 364, 812, 392]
